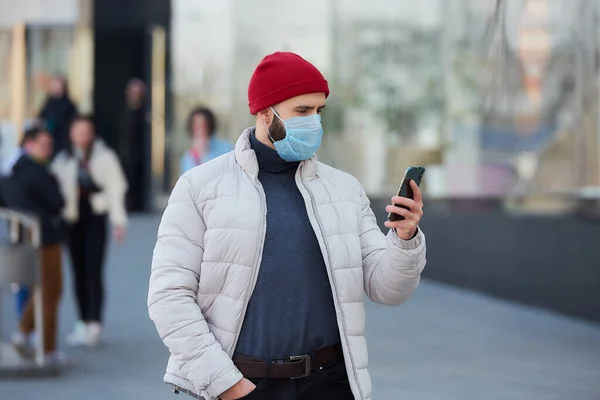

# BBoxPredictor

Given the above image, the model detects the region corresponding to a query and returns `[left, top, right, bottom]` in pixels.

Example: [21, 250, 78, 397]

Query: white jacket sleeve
[358, 185, 426, 306]
[148, 175, 243, 397]
[103, 151, 128, 227]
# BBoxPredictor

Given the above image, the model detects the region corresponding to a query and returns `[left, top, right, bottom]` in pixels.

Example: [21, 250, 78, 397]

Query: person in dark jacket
[2, 127, 66, 362]
[38, 75, 78, 157]
[118, 78, 148, 211]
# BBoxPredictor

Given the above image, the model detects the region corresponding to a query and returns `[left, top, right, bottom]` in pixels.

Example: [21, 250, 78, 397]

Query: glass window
[25, 25, 74, 118]
[171, 0, 600, 213]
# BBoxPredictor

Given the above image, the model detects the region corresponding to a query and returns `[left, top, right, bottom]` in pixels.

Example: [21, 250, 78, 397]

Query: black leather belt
[233, 343, 343, 380]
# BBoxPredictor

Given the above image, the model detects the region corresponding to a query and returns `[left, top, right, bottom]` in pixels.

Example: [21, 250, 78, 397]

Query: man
[38, 74, 78, 157]
[148, 52, 426, 400]
[1, 127, 65, 362]
[118, 78, 148, 211]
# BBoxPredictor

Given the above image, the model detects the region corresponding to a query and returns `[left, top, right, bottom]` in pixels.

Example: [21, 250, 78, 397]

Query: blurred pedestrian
[148, 52, 426, 400]
[0, 138, 29, 318]
[1, 127, 65, 363]
[38, 75, 78, 157]
[52, 115, 128, 347]
[118, 78, 147, 211]
[179, 107, 233, 174]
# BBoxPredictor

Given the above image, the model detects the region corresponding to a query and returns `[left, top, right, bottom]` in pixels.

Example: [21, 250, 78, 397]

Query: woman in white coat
[52, 115, 128, 347]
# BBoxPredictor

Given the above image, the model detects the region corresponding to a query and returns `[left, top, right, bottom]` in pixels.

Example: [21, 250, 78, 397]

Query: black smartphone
[387, 166, 426, 222]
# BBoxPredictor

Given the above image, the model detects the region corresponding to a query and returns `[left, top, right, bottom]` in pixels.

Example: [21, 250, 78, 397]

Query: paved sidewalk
[1, 215, 599, 400]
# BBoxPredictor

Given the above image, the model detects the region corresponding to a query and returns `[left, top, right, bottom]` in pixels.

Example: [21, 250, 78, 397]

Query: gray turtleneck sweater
[234, 132, 340, 361]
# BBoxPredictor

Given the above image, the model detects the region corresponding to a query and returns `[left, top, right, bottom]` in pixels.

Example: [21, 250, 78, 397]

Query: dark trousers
[241, 360, 354, 400]
[67, 198, 107, 323]
[125, 160, 145, 212]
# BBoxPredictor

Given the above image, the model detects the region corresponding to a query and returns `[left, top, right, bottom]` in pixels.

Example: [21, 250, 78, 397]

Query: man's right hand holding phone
[384, 180, 424, 240]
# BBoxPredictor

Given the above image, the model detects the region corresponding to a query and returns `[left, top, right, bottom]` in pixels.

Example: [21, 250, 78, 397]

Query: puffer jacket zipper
[297, 170, 364, 400]
[230, 177, 268, 354]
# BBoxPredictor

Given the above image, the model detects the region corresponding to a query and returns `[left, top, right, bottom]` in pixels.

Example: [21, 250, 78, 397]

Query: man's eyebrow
[293, 104, 326, 110]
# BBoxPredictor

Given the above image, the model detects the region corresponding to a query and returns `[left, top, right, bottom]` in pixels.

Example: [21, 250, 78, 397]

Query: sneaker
[11, 331, 34, 359]
[66, 321, 88, 347]
[86, 322, 102, 347]
[45, 351, 71, 366]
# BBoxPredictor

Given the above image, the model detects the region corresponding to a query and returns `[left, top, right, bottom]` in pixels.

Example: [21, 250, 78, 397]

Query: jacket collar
[234, 128, 318, 180]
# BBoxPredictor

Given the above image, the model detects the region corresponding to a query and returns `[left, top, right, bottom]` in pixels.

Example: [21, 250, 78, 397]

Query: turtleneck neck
[250, 130, 299, 173]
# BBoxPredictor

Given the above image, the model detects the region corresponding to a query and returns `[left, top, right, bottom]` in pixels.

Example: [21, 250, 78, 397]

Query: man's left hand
[384, 180, 424, 240]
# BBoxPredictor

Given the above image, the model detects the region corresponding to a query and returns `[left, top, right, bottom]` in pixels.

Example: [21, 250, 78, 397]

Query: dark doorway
[92, 0, 171, 212]
[93, 28, 145, 149]
[93, 28, 150, 212]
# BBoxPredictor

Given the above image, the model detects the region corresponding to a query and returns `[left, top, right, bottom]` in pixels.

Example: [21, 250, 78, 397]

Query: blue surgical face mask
[265, 107, 323, 162]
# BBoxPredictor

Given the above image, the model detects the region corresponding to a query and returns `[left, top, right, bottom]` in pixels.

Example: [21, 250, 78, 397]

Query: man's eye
[317, 109, 324, 114]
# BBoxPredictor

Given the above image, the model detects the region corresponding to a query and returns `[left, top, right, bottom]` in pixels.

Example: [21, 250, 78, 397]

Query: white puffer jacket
[148, 129, 426, 400]
[51, 139, 128, 227]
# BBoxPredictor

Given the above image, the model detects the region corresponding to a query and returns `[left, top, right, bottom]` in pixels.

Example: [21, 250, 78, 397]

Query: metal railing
[0, 208, 45, 368]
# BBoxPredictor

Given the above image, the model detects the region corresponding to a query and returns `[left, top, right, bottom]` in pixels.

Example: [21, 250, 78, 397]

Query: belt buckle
[287, 355, 311, 379]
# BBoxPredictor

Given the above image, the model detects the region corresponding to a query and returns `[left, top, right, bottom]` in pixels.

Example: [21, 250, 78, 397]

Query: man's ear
[257, 108, 272, 125]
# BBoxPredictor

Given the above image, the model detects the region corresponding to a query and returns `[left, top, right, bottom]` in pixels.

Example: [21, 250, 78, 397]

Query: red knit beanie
[248, 52, 330, 115]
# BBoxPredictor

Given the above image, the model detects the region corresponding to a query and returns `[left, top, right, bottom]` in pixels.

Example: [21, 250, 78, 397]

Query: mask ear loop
[265, 107, 284, 143]
[264, 122, 276, 143]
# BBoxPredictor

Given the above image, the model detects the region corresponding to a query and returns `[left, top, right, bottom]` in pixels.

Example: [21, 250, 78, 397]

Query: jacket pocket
[235, 380, 267, 399]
